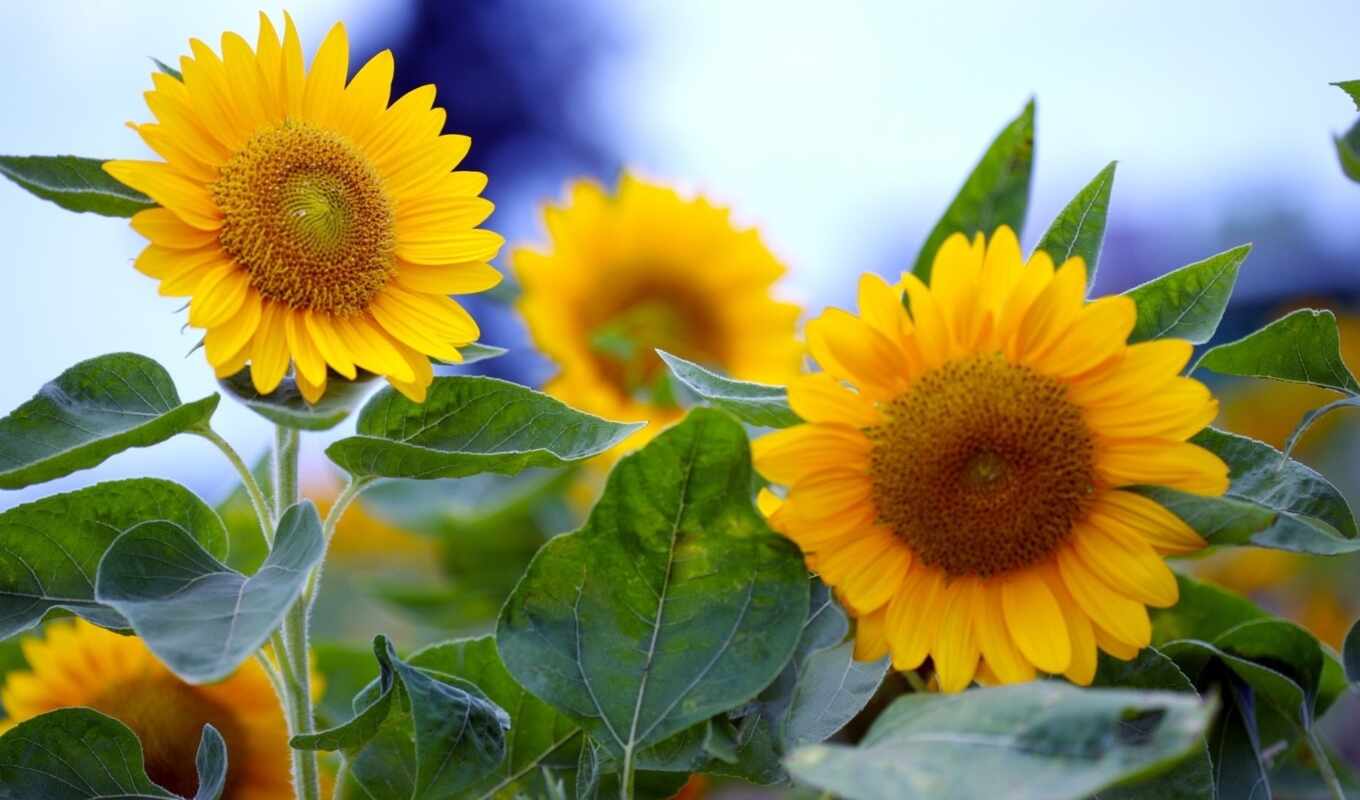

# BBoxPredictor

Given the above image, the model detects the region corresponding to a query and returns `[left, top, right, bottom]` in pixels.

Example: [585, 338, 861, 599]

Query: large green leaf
[326, 376, 643, 480]
[0, 708, 226, 800]
[1124, 244, 1250, 345]
[1034, 161, 1116, 286]
[0, 352, 219, 489]
[0, 478, 227, 640]
[497, 409, 808, 772]
[658, 350, 800, 429]
[218, 369, 380, 432]
[406, 636, 581, 799]
[911, 100, 1035, 282]
[292, 635, 510, 800]
[784, 682, 1214, 800]
[1196, 309, 1360, 394]
[95, 501, 324, 683]
[1137, 428, 1359, 555]
[0, 155, 154, 216]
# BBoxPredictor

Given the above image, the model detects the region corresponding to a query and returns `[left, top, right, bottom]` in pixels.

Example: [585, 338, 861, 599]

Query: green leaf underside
[1197, 308, 1360, 394]
[218, 368, 380, 431]
[784, 682, 1214, 800]
[95, 501, 324, 684]
[911, 100, 1035, 282]
[326, 376, 644, 480]
[0, 708, 225, 800]
[1344, 620, 1360, 686]
[657, 350, 801, 428]
[405, 636, 581, 798]
[0, 155, 154, 217]
[1034, 161, 1116, 285]
[451, 342, 510, 365]
[0, 478, 227, 641]
[1136, 427, 1360, 555]
[497, 408, 808, 763]
[1124, 244, 1250, 345]
[1336, 118, 1360, 182]
[0, 352, 219, 490]
[292, 635, 509, 800]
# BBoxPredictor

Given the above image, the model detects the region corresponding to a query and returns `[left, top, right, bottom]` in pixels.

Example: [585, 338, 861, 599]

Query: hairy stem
[196, 427, 273, 547]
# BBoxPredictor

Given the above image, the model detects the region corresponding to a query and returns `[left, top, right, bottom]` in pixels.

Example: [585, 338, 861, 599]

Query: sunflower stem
[197, 426, 273, 548]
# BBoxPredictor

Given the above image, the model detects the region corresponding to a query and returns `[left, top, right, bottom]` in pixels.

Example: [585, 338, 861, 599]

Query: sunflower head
[1, 620, 292, 798]
[514, 173, 803, 450]
[106, 13, 504, 404]
[754, 226, 1228, 692]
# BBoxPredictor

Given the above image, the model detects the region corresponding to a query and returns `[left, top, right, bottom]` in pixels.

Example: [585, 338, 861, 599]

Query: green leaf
[292, 635, 510, 800]
[1136, 428, 1360, 555]
[314, 641, 381, 726]
[453, 342, 509, 365]
[152, 57, 182, 80]
[1209, 678, 1272, 800]
[0, 708, 225, 799]
[784, 682, 1215, 800]
[1124, 244, 1250, 345]
[405, 636, 581, 798]
[1197, 309, 1360, 394]
[0, 155, 154, 216]
[95, 501, 324, 683]
[497, 408, 808, 767]
[326, 376, 644, 480]
[911, 100, 1035, 282]
[1335, 118, 1360, 183]
[658, 349, 800, 428]
[1345, 619, 1360, 686]
[218, 369, 379, 431]
[0, 352, 219, 490]
[1333, 80, 1360, 111]
[1034, 161, 1116, 285]
[0, 478, 227, 641]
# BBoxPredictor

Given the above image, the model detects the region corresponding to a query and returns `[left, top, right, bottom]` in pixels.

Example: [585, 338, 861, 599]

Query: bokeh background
[3, 2, 1360, 764]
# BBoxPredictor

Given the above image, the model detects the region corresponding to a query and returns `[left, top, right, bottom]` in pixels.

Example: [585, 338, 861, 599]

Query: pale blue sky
[1, 1, 1357, 508]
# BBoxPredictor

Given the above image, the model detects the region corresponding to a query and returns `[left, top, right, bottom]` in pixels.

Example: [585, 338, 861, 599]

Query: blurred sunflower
[514, 174, 802, 453]
[1195, 549, 1355, 648]
[105, 13, 502, 403]
[0, 620, 292, 798]
[755, 227, 1228, 692]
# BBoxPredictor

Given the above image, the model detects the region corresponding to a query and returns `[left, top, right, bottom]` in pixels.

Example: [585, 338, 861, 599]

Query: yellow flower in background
[105, 13, 502, 404]
[514, 174, 802, 452]
[755, 227, 1228, 692]
[0, 620, 292, 799]
[1195, 549, 1356, 648]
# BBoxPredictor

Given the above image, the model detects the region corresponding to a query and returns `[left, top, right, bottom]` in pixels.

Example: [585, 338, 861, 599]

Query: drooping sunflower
[514, 174, 802, 451]
[754, 226, 1228, 692]
[105, 13, 502, 403]
[0, 620, 292, 798]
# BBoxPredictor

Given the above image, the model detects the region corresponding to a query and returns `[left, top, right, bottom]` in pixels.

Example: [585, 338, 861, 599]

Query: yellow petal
[296, 366, 327, 405]
[372, 287, 479, 344]
[1011, 257, 1086, 362]
[393, 261, 502, 295]
[338, 49, 394, 141]
[856, 273, 907, 347]
[333, 315, 416, 383]
[395, 228, 505, 265]
[131, 208, 217, 250]
[204, 289, 262, 367]
[1085, 380, 1218, 441]
[1096, 440, 1230, 495]
[368, 293, 464, 362]
[1036, 295, 1136, 377]
[103, 161, 221, 230]
[1071, 518, 1180, 607]
[887, 566, 947, 671]
[1067, 339, 1193, 407]
[806, 308, 909, 400]
[396, 196, 495, 234]
[280, 12, 306, 118]
[188, 265, 249, 328]
[900, 273, 951, 370]
[1001, 569, 1071, 674]
[785, 470, 873, 524]
[302, 22, 350, 127]
[284, 309, 327, 385]
[752, 424, 871, 486]
[385, 134, 472, 197]
[975, 583, 1036, 684]
[854, 608, 891, 661]
[1044, 565, 1099, 685]
[1091, 490, 1206, 555]
[384, 338, 435, 403]
[787, 373, 881, 428]
[933, 578, 982, 693]
[837, 541, 910, 615]
[303, 311, 357, 380]
[1056, 545, 1151, 649]
[250, 303, 291, 394]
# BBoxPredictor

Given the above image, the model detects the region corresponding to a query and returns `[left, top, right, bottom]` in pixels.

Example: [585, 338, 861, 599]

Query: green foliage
[1345, 619, 1360, 686]
[911, 100, 1035, 282]
[783, 682, 1214, 800]
[1138, 427, 1360, 554]
[1197, 308, 1360, 394]
[314, 641, 381, 726]
[1124, 244, 1250, 345]
[0, 478, 227, 640]
[497, 409, 809, 776]
[0, 352, 219, 489]
[219, 369, 380, 431]
[1335, 119, 1360, 182]
[1034, 161, 1116, 285]
[658, 349, 800, 428]
[95, 501, 324, 683]
[0, 708, 226, 800]
[292, 635, 510, 800]
[446, 342, 509, 365]
[0, 155, 154, 216]
[1334, 80, 1360, 110]
[326, 376, 643, 480]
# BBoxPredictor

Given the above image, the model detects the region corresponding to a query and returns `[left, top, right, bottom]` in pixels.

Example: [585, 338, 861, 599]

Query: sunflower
[754, 227, 1228, 692]
[514, 174, 802, 451]
[0, 620, 292, 798]
[105, 13, 502, 403]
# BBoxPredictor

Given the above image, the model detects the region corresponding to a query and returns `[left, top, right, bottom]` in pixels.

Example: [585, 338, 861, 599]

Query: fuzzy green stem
[197, 427, 273, 547]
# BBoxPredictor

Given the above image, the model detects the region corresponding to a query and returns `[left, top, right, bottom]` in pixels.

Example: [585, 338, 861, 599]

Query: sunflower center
[213, 120, 395, 314]
[867, 353, 1096, 577]
[89, 674, 247, 797]
[590, 294, 717, 405]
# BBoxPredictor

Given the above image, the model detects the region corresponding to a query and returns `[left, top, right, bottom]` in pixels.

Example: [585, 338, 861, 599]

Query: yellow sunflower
[754, 226, 1228, 692]
[514, 174, 802, 451]
[1, 620, 291, 798]
[105, 13, 502, 403]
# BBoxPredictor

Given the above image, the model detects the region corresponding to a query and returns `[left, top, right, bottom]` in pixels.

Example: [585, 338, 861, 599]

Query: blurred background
[2, 0, 1360, 752]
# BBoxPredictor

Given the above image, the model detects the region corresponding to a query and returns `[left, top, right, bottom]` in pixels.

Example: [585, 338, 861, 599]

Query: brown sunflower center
[866, 353, 1096, 577]
[213, 120, 395, 314]
[89, 673, 247, 797]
